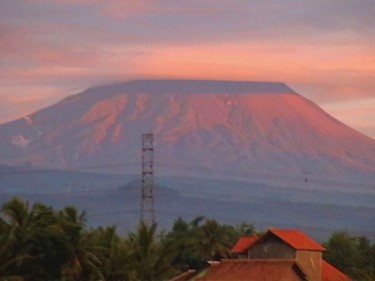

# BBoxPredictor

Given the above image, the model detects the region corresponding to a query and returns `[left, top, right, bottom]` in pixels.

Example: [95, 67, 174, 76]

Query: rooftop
[194, 260, 308, 281]
[268, 229, 326, 251]
[231, 237, 258, 254]
[322, 260, 352, 281]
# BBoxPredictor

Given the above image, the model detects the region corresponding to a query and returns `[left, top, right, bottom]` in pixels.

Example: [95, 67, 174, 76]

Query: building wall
[249, 235, 295, 259]
[237, 253, 250, 259]
[296, 251, 322, 281]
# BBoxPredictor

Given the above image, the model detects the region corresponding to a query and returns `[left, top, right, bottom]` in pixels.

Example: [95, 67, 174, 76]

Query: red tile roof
[195, 260, 308, 281]
[269, 229, 326, 251]
[322, 260, 352, 281]
[231, 237, 258, 254]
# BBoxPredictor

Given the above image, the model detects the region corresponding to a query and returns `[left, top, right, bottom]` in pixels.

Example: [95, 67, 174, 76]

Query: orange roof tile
[195, 260, 308, 281]
[231, 237, 258, 254]
[269, 229, 326, 251]
[322, 260, 352, 281]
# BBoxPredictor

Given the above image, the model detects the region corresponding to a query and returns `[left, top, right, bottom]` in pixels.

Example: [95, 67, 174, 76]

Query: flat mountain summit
[1, 80, 375, 191]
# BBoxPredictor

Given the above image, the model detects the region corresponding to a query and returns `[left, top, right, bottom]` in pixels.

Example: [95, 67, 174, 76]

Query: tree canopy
[0, 197, 373, 281]
[323, 231, 375, 281]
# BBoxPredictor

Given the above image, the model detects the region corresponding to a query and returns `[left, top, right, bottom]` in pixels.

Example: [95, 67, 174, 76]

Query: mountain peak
[83, 79, 297, 97]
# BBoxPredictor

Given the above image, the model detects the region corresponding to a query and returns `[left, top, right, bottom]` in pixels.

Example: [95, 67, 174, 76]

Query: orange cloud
[322, 98, 375, 137]
[131, 40, 375, 87]
[0, 86, 69, 124]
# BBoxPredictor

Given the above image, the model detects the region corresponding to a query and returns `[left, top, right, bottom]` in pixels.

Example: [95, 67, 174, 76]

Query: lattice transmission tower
[140, 133, 155, 225]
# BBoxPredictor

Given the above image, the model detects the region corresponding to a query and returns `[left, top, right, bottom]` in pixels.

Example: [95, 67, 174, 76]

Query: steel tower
[140, 133, 155, 225]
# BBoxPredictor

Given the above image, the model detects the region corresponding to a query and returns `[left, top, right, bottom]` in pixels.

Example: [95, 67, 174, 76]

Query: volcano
[1, 80, 375, 238]
[0, 80, 375, 191]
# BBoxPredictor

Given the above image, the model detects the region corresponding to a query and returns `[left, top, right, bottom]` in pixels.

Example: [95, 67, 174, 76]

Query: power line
[89, 210, 139, 217]
[0, 160, 374, 190]
[0, 162, 139, 176]
[154, 160, 375, 189]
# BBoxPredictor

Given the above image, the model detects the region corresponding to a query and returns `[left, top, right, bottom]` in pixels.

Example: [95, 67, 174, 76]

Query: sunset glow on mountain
[0, 1, 374, 138]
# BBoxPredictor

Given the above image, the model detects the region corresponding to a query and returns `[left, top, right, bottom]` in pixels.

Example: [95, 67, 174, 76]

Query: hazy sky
[1, 0, 374, 138]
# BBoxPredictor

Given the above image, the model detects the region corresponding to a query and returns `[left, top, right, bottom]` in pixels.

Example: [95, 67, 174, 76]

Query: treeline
[0, 198, 374, 281]
[324, 232, 375, 281]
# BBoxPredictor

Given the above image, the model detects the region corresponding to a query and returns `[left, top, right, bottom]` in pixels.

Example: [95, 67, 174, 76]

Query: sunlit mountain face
[1, 80, 374, 190]
[1, 80, 375, 239]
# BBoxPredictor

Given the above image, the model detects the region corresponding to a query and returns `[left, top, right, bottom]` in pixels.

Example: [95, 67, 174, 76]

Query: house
[242, 229, 325, 281]
[170, 229, 352, 281]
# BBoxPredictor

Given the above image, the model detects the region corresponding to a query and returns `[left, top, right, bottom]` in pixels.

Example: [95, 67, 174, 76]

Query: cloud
[0, 85, 67, 124]
[1, 18, 373, 100]
[11, 135, 31, 148]
[321, 98, 375, 138]
[30, 0, 156, 19]
[95, 0, 375, 44]
[3, 1, 374, 47]
[132, 40, 375, 86]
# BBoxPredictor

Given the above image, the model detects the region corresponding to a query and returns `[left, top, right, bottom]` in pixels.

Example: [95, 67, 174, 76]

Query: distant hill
[0, 168, 374, 241]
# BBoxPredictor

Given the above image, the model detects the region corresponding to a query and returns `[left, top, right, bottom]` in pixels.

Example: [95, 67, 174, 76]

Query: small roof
[231, 237, 258, 254]
[194, 260, 308, 281]
[322, 260, 352, 281]
[268, 229, 326, 251]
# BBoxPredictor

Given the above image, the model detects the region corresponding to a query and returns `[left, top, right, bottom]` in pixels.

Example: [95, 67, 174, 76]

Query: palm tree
[0, 216, 22, 281]
[127, 223, 177, 281]
[0, 198, 35, 280]
[1, 198, 31, 229]
[59, 206, 104, 281]
[166, 217, 205, 271]
[89, 226, 131, 281]
[195, 219, 232, 261]
[1, 199, 74, 281]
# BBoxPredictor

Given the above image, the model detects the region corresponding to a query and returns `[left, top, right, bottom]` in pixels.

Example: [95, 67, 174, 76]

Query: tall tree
[1, 199, 73, 281]
[59, 207, 104, 281]
[0, 198, 35, 280]
[127, 223, 177, 281]
[324, 231, 375, 281]
[195, 219, 233, 261]
[166, 217, 254, 271]
[166, 217, 202, 271]
[90, 226, 130, 281]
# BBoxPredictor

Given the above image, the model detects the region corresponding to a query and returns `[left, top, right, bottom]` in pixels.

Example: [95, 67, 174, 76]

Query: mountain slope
[0, 80, 375, 190]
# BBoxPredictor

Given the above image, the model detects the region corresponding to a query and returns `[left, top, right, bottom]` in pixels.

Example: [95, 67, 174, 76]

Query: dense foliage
[0, 198, 373, 281]
[323, 231, 375, 281]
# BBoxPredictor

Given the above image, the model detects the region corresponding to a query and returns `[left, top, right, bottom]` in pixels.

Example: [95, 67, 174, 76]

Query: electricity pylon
[140, 133, 155, 225]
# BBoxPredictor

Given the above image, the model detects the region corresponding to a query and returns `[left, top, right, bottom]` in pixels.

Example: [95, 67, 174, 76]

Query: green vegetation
[323, 231, 375, 281]
[0, 197, 373, 281]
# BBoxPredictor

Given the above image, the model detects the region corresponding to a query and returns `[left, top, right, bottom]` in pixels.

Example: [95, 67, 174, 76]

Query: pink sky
[0, 0, 374, 138]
